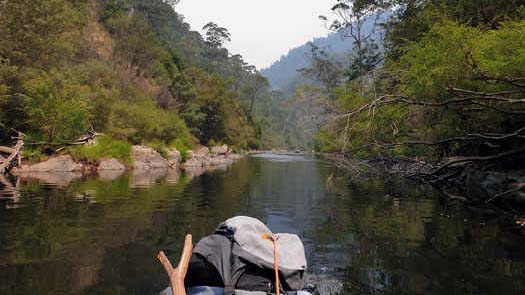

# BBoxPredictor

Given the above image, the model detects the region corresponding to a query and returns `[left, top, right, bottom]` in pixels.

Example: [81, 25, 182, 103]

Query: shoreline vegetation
[11, 137, 244, 176]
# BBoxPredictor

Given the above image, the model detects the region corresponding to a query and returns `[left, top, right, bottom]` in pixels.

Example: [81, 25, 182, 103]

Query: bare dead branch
[340, 94, 525, 120]
[430, 147, 525, 175]
[157, 234, 193, 295]
[0, 133, 23, 174]
[373, 126, 525, 148]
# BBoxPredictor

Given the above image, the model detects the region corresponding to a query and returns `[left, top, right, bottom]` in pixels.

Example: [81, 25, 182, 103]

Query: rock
[132, 145, 168, 170]
[194, 146, 210, 158]
[183, 146, 241, 169]
[184, 146, 210, 168]
[167, 149, 181, 168]
[183, 157, 203, 167]
[17, 155, 83, 172]
[98, 158, 125, 171]
[205, 155, 233, 166]
[211, 144, 228, 155]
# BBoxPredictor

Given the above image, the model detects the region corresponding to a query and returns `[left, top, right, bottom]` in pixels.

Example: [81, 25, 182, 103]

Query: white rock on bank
[211, 144, 228, 155]
[184, 146, 210, 167]
[97, 158, 125, 171]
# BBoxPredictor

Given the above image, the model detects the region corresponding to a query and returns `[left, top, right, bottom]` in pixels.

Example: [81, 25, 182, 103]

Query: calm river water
[1, 153, 525, 294]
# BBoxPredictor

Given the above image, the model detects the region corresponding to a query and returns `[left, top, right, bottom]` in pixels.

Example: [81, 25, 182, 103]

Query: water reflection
[130, 167, 169, 188]
[0, 155, 524, 295]
[98, 169, 125, 181]
[16, 171, 83, 187]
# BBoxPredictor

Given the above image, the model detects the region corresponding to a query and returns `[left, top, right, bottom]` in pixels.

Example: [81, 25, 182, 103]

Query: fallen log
[0, 146, 15, 154]
[0, 133, 24, 174]
[157, 234, 193, 295]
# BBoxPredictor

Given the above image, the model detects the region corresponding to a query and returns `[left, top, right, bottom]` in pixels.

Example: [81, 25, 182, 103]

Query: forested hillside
[261, 14, 384, 96]
[260, 31, 352, 95]
[0, 0, 292, 155]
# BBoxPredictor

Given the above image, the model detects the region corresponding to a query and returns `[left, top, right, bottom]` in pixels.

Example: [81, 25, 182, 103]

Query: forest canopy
[0, 0, 288, 153]
[300, 0, 525, 161]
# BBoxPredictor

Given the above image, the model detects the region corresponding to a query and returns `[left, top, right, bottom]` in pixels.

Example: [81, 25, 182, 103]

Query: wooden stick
[157, 234, 193, 295]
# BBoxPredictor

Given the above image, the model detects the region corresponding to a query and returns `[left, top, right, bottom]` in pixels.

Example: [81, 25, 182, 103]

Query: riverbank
[12, 143, 244, 177]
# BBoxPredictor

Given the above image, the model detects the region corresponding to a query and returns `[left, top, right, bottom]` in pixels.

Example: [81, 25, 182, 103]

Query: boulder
[205, 155, 233, 166]
[184, 147, 210, 167]
[182, 146, 242, 169]
[194, 146, 210, 158]
[167, 149, 181, 168]
[17, 155, 83, 172]
[184, 157, 204, 167]
[98, 158, 125, 171]
[211, 144, 228, 155]
[132, 145, 168, 170]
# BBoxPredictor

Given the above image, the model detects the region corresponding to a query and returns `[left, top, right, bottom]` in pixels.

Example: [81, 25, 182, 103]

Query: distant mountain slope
[260, 31, 351, 91]
[261, 15, 385, 95]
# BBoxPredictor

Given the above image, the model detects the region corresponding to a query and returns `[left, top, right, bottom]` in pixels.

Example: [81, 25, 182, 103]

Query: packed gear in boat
[158, 216, 312, 295]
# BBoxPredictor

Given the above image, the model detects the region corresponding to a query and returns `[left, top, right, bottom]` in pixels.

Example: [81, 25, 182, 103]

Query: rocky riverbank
[13, 144, 243, 177]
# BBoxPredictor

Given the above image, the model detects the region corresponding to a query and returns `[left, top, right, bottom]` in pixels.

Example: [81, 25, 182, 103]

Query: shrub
[69, 136, 132, 163]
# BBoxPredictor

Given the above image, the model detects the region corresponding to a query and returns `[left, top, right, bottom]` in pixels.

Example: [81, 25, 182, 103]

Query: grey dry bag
[189, 216, 307, 294]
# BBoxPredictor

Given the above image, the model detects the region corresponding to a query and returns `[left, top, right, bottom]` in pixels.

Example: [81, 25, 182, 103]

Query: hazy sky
[175, 0, 332, 69]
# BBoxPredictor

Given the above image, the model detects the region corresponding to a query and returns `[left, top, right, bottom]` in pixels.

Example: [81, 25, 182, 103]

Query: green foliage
[69, 136, 132, 163]
[0, 0, 278, 152]
[0, 0, 85, 68]
[21, 69, 93, 142]
[22, 146, 48, 163]
[321, 15, 525, 159]
[179, 67, 259, 149]
[107, 99, 193, 144]
[170, 138, 192, 161]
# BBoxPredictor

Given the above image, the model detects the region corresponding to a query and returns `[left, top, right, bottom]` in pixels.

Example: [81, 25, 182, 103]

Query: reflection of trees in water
[319, 174, 525, 294]
[0, 169, 201, 294]
[1, 158, 525, 294]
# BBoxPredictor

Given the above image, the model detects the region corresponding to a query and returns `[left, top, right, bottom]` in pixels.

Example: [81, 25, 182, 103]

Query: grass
[69, 136, 132, 163]
[22, 146, 49, 163]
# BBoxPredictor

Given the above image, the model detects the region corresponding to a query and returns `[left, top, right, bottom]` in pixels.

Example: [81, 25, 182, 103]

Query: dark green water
[0, 153, 524, 295]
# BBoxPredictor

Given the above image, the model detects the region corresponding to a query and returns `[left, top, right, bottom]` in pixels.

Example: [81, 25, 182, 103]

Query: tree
[322, 0, 387, 80]
[203, 22, 231, 49]
[298, 43, 344, 96]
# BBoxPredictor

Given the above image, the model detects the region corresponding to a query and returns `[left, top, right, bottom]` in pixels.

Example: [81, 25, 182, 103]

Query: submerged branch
[429, 147, 525, 175]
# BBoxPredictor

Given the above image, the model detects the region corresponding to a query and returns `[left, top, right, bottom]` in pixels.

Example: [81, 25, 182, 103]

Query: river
[0, 153, 524, 294]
